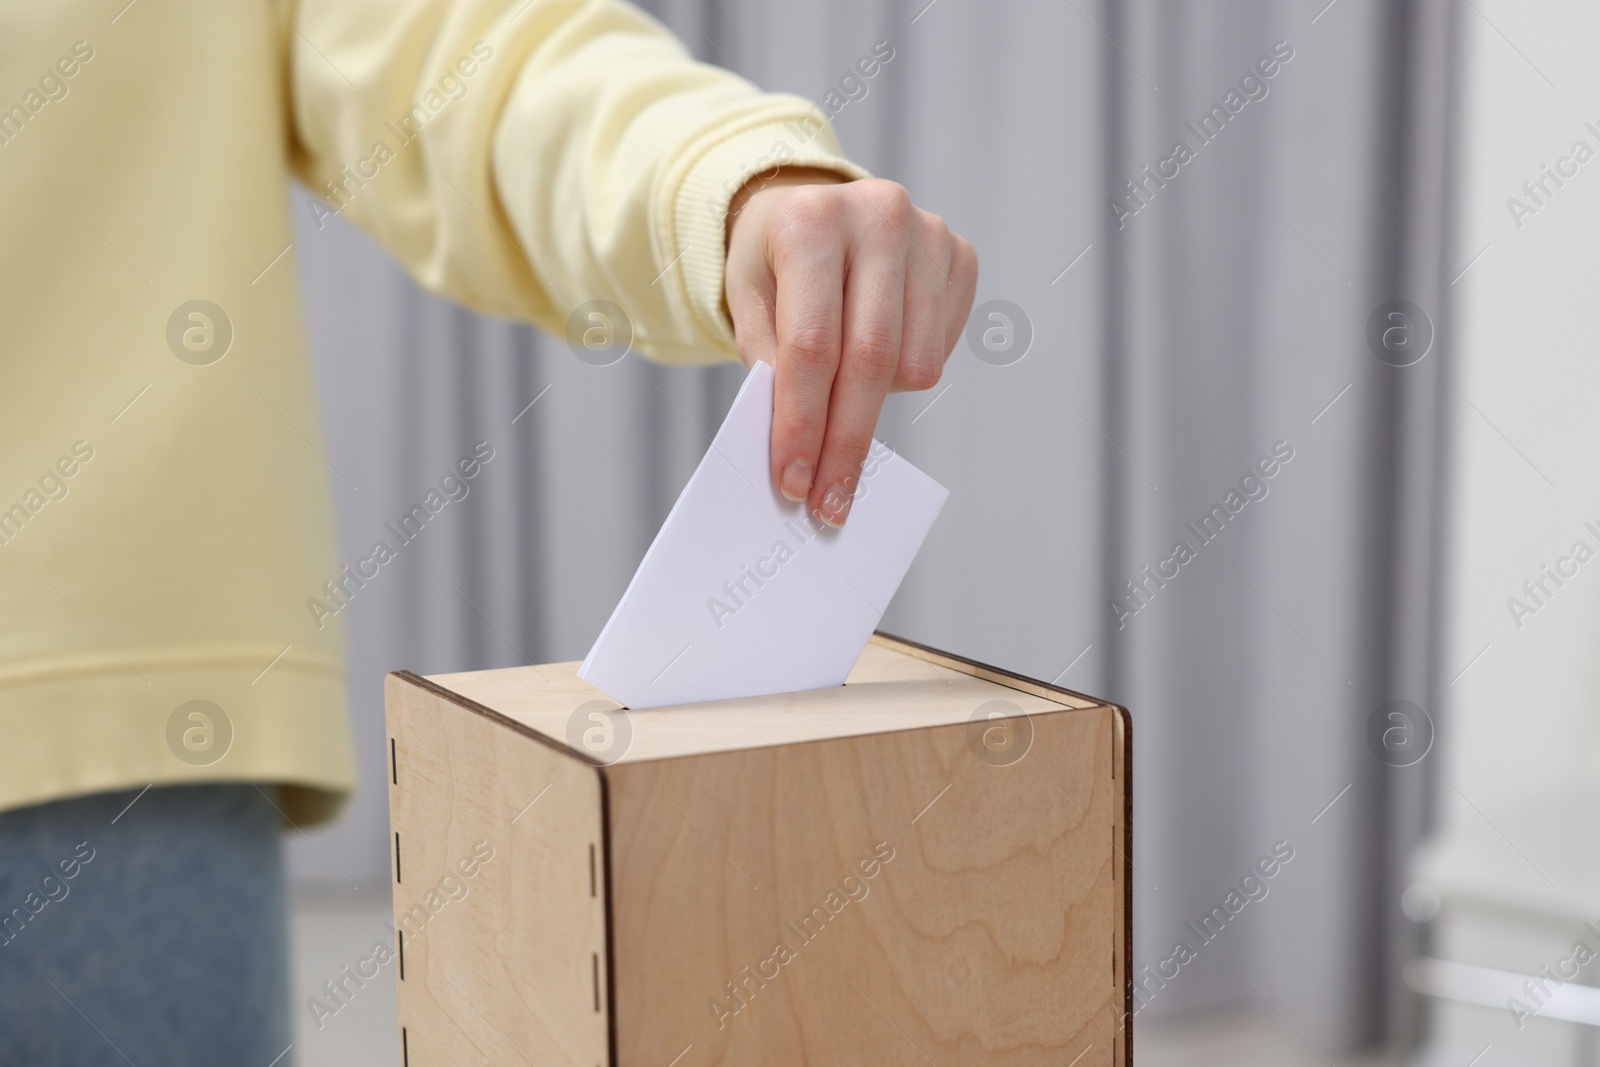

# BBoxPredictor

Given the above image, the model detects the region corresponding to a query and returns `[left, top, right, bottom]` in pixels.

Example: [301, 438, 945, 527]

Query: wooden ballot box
[384, 634, 1131, 1066]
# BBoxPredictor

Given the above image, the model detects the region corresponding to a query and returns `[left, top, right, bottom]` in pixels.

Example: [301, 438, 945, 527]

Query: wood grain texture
[865, 633, 1108, 713]
[392, 635, 1131, 1065]
[385, 673, 610, 1067]
[605, 704, 1125, 1066]
[426, 638, 1085, 765]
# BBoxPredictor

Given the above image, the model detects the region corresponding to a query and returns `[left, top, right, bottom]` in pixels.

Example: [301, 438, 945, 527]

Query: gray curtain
[291, 0, 1457, 1049]
[1097, 0, 1457, 1049]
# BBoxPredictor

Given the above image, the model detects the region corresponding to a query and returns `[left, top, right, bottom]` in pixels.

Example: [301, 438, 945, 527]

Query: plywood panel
[604, 704, 1124, 1066]
[385, 674, 610, 1066]
[396, 635, 1131, 1065]
[426, 638, 1086, 765]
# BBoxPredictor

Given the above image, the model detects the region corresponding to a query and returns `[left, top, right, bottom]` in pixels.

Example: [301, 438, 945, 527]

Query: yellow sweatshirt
[0, 0, 864, 824]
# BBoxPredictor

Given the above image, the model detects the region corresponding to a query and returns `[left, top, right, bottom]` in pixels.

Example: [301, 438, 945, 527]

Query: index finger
[769, 201, 846, 504]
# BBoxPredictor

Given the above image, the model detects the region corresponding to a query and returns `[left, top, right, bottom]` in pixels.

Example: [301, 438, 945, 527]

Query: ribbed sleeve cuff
[661, 102, 870, 361]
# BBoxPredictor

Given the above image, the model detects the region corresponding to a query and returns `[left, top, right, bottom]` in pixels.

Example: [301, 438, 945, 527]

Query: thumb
[725, 257, 780, 371]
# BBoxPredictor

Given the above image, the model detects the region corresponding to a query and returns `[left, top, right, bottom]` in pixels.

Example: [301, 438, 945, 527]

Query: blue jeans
[0, 784, 292, 1066]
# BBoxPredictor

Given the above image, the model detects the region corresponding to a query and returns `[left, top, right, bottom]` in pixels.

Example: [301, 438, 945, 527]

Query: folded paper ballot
[578, 361, 948, 709]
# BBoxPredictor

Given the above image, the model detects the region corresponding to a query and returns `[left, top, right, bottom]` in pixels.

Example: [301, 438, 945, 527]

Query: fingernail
[815, 483, 853, 527]
[780, 459, 813, 502]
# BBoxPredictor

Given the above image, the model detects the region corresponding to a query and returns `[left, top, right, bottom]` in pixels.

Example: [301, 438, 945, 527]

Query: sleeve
[285, 0, 869, 364]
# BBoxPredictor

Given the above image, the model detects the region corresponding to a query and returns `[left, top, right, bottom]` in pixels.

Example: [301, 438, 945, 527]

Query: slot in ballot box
[384, 633, 1131, 1066]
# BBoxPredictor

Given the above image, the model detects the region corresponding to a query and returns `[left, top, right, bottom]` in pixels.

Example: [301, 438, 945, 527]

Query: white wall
[1442, 0, 1600, 835]
[1413, 12, 1600, 1058]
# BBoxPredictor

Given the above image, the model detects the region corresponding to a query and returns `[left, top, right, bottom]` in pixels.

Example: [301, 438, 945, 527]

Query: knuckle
[898, 354, 943, 391]
[771, 187, 842, 238]
[849, 328, 901, 377]
[861, 179, 912, 226]
[783, 322, 839, 371]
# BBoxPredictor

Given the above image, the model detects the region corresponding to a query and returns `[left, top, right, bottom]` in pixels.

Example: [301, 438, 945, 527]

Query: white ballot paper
[578, 360, 948, 709]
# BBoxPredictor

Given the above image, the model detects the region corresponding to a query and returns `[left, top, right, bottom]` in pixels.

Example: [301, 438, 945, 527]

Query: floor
[1136, 1011, 1405, 1067]
[289, 890, 1406, 1067]
[289, 888, 400, 1067]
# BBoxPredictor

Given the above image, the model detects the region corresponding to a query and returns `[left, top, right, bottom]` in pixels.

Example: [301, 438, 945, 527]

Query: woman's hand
[724, 170, 977, 526]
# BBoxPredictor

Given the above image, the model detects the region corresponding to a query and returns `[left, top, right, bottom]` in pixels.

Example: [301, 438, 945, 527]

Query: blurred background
[283, 1, 1600, 1064]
